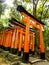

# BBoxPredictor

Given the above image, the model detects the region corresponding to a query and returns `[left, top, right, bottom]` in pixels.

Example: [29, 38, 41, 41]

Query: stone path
[0, 48, 49, 65]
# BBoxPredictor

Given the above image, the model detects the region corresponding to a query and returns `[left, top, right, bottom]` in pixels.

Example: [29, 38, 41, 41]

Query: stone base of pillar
[22, 52, 29, 63]
[17, 51, 21, 56]
[40, 52, 45, 60]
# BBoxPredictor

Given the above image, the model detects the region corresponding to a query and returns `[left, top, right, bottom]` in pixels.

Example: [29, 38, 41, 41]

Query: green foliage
[36, 1, 49, 20]
[24, 0, 30, 3]
[0, 3, 6, 17]
[41, 0, 49, 2]
[43, 25, 49, 49]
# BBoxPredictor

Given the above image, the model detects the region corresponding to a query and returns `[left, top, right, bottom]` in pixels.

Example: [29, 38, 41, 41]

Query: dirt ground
[0, 48, 49, 65]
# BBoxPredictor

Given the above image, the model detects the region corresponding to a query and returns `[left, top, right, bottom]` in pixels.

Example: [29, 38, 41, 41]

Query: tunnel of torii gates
[0, 5, 45, 63]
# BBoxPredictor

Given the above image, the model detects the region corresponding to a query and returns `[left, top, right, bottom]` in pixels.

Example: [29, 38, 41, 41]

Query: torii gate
[17, 5, 45, 63]
[10, 18, 35, 55]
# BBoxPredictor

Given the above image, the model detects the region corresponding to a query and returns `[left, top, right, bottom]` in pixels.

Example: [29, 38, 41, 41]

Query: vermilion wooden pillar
[18, 28, 23, 56]
[4, 31, 9, 50]
[8, 30, 13, 51]
[3, 32, 7, 50]
[22, 34, 25, 51]
[31, 33, 35, 55]
[29, 34, 32, 54]
[40, 24, 45, 59]
[14, 28, 19, 54]
[22, 21, 30, 63]
[4, 30, 13, 51]
[10, 29, 16, 54]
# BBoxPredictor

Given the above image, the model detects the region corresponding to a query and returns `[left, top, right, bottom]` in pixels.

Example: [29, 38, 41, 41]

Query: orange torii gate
[4, 29, 13, 51]
[1, 32, 7, 50]
[0, 19, 34, 57]
[10, 18, 35, 56]
[0, 28, 13, 51]
[17, 5, 45, 63]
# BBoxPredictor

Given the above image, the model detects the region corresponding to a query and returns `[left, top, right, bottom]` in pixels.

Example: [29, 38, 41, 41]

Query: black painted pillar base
[8, 47, 11, 51]
[21, 48, 24, 52]
[18, 51, 21, 56]
[22, 52, 29, 63]
[14, 48, 18, 54]
[10, 48, 18, 54]
[2, 46, 6, 50]
[0, 45, 2, 48]
[40, 52, 45, 60]
[29, 49, 32, 54]
[1, 46, 4, 49]
[10, 48, 15, 54]
[4, 47, 10, 51]
[5, 47, 10, 51]
[32, 51, 35, 55]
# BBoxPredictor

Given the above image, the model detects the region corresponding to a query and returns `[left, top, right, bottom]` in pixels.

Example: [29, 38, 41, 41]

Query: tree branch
[40, 0, 47, 21]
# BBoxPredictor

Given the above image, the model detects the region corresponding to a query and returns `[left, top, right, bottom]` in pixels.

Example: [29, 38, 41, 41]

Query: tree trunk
[33, 0, 40, 56]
